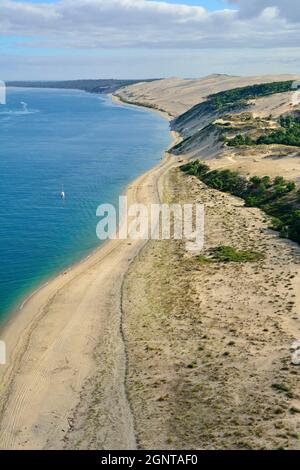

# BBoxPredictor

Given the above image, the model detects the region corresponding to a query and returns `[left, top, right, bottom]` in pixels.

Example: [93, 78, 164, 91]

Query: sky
[0, 0, 299, 80]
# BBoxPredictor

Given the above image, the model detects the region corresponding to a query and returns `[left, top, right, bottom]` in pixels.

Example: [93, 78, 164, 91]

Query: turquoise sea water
[0, 88, 171, 322]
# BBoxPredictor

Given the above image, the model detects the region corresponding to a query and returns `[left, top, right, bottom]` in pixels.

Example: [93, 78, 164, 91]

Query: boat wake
[0, 101, 39, 117]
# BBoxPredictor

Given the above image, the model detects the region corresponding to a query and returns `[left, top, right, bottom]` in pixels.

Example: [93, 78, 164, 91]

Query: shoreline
[0, 92, 174, 334]
[111, 93, 173, 121]
[0, 94, 180, 450]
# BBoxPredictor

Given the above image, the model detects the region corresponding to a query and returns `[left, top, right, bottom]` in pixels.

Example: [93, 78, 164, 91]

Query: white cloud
[228, 0, 300, 22]
[0, 0, 299, 50]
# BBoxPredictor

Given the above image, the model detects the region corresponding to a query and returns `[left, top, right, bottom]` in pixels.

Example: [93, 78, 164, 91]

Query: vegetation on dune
[228, 113, 300, 148]
[182, 161, 300, 244]
[197, 246, 264, 263]
[227, 134, 255, 146]
[172, 81, 295, 135]
[210, 246, 264, 263]
[209, 81, 294, 112]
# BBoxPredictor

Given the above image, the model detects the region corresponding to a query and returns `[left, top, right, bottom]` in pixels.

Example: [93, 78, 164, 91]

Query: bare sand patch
[123, 167, 300, 450]
[118, 74, 299, 117]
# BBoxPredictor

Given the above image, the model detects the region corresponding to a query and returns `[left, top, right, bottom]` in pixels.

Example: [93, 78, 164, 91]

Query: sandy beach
[118, 75, 300, 450]
[0, 97, 179, 449]
[1, 74, 300, 450]
[2, 0, 300, 454]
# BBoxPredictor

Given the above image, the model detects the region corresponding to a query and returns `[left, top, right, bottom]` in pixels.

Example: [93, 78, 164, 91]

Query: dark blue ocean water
[0, 88, 171, 322]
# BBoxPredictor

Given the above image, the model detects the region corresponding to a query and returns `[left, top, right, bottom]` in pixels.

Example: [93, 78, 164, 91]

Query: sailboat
[60, 185, 65, 200]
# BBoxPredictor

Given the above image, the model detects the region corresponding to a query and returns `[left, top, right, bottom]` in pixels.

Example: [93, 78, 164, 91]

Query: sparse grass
[195, 254, 212, 265]
[210, 245, 264, 263]
[122, 166, 300, 451]
[195, 246, 264, 264]
[187, 361, 197, 369]
[289, 407, 300, 415]
[272, 383, 290, 394]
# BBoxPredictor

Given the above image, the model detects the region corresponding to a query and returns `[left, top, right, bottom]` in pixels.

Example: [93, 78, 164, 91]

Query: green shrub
[208, 81, 294, 111]
[210, 246, 264, 263]
[181, 161, 300, 245]
[228, 113, 300, 148]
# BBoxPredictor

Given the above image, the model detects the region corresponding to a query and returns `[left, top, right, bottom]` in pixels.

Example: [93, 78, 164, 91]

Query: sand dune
[118, 74, 299, 117]
[119, 74, 300, 449]
[1, 73, 300, 450]
[123, 167, 300, 450]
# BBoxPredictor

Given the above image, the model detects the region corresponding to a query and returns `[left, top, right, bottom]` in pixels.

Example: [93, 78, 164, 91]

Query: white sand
[118, 74, 299, 117]
[0, 103, 180, 450]
[1, 73, 300, 450]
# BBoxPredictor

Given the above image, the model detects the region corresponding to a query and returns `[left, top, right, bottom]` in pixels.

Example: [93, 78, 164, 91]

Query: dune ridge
[1, 73, 300, 449]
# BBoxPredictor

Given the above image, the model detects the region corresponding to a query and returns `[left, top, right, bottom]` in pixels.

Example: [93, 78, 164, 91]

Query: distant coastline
[2, 74, 299, 450]
[6, 78, 158, 95]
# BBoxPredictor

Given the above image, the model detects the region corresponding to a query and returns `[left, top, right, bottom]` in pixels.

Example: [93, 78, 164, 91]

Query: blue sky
[1, 0, 299, 80]
[14, 0, 227, 7]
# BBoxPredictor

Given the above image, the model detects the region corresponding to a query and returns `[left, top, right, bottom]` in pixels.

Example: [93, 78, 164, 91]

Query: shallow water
[0, 88, 171, 321]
